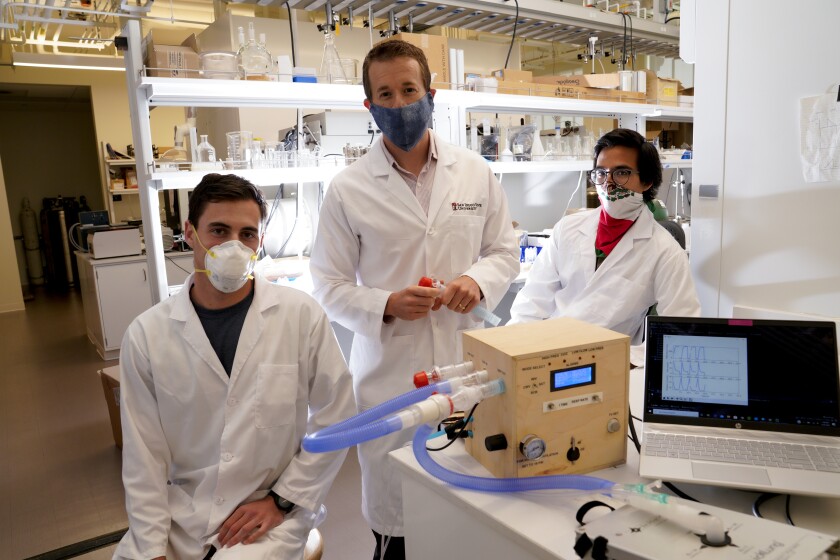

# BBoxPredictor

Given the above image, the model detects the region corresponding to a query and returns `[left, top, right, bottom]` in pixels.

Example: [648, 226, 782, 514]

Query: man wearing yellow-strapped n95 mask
[115, 174, 355, 560]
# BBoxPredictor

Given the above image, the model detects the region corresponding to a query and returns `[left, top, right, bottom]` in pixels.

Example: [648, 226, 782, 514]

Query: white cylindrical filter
[636, 70, 647, 94]
[456, 49, 465, 90]
[277, 55, 292, 82]
[20, 198, 44, 285]
[448, 48, 457, 87]
[618, 70, 636, 92]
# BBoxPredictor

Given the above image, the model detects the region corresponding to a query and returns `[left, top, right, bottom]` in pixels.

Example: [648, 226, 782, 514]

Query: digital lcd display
[551, 364, 596, 391]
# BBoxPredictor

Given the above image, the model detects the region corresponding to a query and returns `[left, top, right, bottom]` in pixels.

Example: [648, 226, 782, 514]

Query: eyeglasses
[589, 168, 640, 186]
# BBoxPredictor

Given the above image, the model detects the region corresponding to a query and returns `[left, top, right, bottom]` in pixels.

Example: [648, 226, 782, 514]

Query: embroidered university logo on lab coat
[451, 202, 483, 213]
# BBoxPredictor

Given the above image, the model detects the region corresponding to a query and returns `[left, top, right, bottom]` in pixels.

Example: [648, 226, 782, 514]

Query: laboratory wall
[0, 155, 24, 313]
[691, 0, 840, 320]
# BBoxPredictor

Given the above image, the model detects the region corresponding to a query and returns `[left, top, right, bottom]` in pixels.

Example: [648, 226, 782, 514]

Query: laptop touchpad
[691, 462, 771, 485]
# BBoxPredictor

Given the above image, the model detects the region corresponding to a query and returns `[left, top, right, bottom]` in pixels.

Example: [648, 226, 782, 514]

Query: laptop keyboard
[643, 432, 840, 473]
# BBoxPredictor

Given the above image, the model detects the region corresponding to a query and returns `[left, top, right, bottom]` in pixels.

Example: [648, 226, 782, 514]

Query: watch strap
[268, 490, 295, 513]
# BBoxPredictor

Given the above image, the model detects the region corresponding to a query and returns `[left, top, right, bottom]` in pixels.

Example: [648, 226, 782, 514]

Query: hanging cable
[286, 2, 297, 67]
[426, 403, 479, 452]
[503, 0, 519, 69]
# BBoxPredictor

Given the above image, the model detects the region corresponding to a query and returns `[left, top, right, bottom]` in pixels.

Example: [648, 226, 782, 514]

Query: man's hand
[384, 286, 440, 321]
[438, 275, 481, 314]
[218, 495, 285, 548]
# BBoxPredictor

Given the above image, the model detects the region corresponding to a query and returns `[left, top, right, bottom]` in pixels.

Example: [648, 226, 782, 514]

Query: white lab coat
[509, 208, 700, 344]
[115, 274, 355, 560]
[310, 132, 520, 535]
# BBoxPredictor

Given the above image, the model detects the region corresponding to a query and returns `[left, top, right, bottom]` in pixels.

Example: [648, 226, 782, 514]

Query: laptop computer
[639, 316, 840, 498]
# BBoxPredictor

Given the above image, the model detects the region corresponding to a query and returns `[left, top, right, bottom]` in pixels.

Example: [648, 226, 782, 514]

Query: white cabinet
[77, 253, 152, 360]
[77, 251, 195, 360]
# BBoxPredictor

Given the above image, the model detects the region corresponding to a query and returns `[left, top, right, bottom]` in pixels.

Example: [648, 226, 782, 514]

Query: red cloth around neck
[595, 207, 634, 256]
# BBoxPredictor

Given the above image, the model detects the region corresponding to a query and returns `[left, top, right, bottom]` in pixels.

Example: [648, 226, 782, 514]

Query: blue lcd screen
[550, 364, 596, 391]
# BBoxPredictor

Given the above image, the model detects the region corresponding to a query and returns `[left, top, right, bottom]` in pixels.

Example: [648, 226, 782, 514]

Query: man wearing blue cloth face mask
[310, 40, 520, 560]
[116, 174, 355, 560]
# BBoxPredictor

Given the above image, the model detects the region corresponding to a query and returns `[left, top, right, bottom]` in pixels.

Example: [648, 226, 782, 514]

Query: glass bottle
[193, 135, 217, 170]
[237, 22, 272, 81]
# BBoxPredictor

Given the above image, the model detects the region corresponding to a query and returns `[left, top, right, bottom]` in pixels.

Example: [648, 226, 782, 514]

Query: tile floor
[0, 287, 373, 560]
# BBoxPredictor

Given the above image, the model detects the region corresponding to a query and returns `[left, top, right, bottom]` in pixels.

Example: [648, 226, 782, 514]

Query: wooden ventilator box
[463, 318, 630, 478]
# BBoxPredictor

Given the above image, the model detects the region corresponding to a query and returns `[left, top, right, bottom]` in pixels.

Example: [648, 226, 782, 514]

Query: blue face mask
[368, 92, 434, 152]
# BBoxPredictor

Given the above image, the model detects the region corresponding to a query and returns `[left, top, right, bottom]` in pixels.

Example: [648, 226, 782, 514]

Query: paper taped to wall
[799, 91, 840, 182]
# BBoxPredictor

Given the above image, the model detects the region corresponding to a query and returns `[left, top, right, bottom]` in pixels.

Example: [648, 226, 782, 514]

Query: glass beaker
[226, 130, 253, 170]
[334, 58, 357, 84]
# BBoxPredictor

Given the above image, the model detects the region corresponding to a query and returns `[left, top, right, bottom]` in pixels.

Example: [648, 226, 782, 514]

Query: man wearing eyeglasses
[508, 128, 700, 344]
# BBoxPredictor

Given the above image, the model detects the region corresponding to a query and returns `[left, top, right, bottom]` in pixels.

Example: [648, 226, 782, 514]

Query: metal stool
[304, 528, 323, 560]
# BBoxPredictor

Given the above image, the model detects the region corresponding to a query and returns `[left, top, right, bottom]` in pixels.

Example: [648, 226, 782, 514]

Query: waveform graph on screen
[661, 335, 749, 406]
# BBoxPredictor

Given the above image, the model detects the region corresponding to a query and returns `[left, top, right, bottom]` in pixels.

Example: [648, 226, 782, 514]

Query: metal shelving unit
[122, 18, 692, 304]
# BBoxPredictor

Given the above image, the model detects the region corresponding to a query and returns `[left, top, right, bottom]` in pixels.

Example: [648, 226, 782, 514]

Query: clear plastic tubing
[412, 424, 615, 493]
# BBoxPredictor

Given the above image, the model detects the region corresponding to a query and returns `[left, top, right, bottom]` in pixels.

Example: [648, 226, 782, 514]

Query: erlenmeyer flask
[319, 31, 347, 84]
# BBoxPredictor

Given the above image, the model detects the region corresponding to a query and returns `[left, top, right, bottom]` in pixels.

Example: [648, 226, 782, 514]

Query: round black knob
[566, 446, 581, 462]
[485, 434, 508, 452]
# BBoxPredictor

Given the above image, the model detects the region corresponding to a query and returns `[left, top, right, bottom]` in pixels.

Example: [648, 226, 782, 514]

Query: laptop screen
[644, 317, 840, 437]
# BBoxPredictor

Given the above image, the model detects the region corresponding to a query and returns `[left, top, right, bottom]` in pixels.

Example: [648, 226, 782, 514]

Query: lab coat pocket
[255, 364, 299, 429]
[447, 215, 485, 272]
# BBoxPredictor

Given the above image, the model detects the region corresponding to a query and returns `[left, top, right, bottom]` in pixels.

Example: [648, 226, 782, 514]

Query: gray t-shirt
[192, 286, 255, 376]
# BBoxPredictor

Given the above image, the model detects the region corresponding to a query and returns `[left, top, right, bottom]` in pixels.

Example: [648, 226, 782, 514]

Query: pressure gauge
[519, 434, 546, 460]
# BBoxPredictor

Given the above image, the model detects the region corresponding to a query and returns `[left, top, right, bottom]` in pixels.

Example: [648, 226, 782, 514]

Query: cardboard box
[378, 32, 449, 90]
[644, 70, 680, 106]
[490, 68, 532, 83]
[534, 73, 621, 89]
[99, 366, 122, 449]
[143, 31, 200, 78]
[496, 80, 539, 96]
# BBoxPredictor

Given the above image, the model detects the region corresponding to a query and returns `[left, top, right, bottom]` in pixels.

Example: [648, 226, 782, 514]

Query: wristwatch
[268, 490, 295, 514]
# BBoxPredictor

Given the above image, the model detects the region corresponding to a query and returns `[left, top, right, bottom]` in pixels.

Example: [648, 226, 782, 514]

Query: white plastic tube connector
[413, 360, 474, 388]
[392, 378, 505, 431]
[441, 369, 489, 393]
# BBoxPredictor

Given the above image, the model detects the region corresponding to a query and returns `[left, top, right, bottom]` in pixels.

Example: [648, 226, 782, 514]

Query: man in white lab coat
[116, 174, 355, 560]
[509, 128, 700, 343]
[309, 40, 520, 559]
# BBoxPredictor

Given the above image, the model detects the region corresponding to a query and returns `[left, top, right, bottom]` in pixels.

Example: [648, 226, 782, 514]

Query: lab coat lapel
[227, 278, 268, 386]
[170, 278, 229, 384]
[426, 135, 455, 225]
[369, 140, 426, 223]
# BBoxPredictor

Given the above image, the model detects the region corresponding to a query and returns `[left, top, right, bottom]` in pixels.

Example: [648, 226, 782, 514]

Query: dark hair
[592, 128, 661, 201]
[188, 173, 267, 226]
[362, 39, 432, 101]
